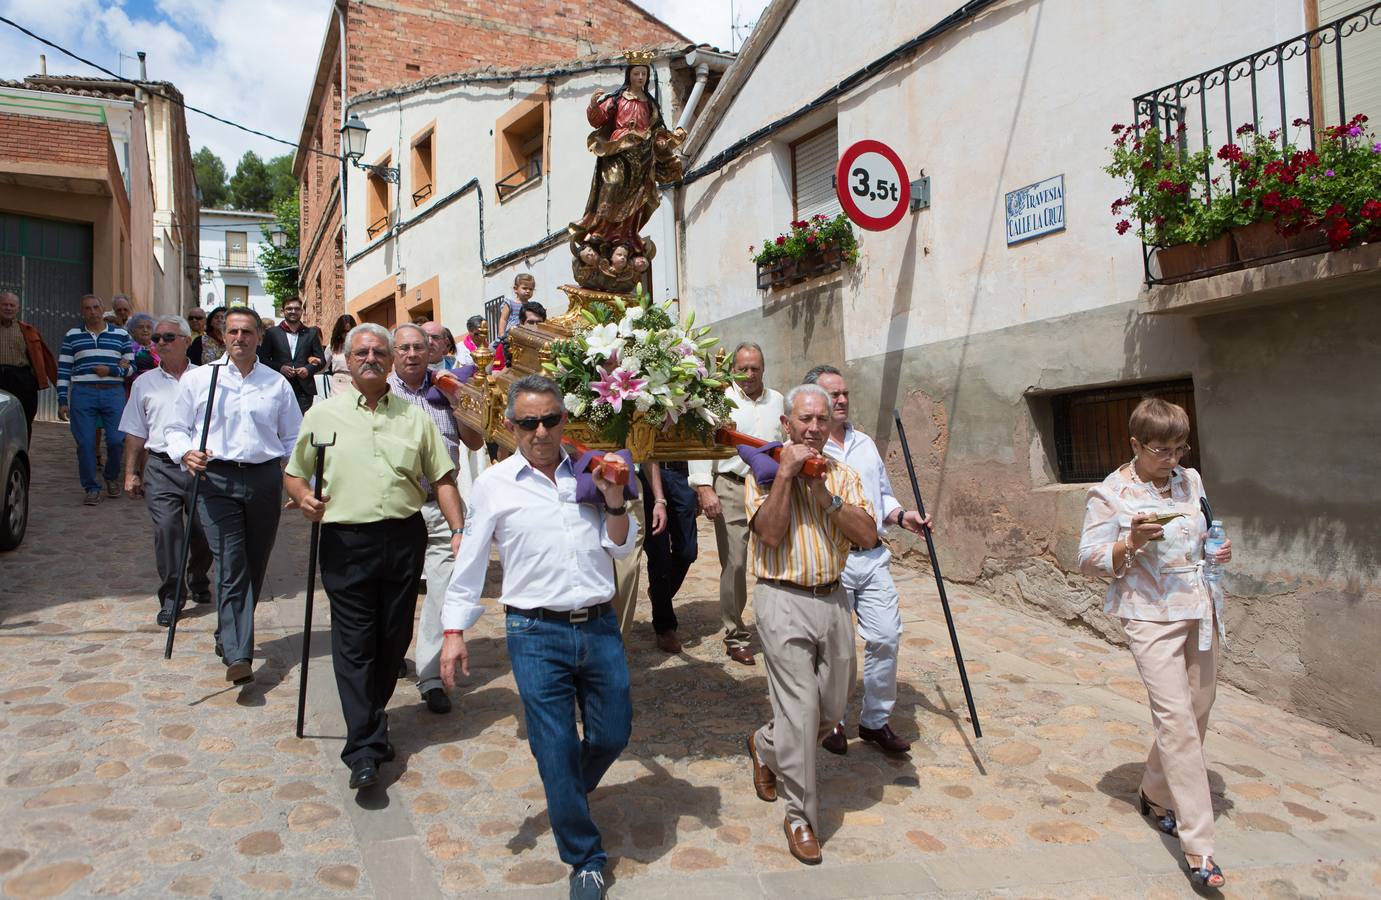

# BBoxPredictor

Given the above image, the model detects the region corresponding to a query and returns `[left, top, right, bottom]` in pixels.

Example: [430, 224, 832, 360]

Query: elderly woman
[1078, 397, 1232, 889]
[124, 313, 159, 394]
[189, 306, 226, 364]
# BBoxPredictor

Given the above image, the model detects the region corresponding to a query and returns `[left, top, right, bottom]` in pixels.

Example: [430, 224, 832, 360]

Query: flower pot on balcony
[796, 246, 844, 280]
[756, 258, 798, 290]
[1231, 220, 1328, 263]
[1154, 234, 1236, 281]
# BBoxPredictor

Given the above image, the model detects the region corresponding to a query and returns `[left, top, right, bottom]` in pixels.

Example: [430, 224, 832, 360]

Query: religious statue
[569, 49, 686, 292]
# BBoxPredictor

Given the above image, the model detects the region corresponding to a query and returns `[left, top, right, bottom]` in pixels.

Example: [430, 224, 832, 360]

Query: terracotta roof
[6, 75, 184, 102]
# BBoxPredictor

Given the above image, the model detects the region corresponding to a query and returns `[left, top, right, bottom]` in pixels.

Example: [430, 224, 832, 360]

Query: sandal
[1185, 856, 1225, 889]
[1139, 790, 1178, 836]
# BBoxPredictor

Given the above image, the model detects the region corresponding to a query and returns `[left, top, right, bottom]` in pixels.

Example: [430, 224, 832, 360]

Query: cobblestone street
[2, 423, 1380, 898]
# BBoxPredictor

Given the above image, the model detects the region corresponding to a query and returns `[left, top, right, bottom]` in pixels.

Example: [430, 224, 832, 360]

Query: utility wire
[0, 13, 341, 162]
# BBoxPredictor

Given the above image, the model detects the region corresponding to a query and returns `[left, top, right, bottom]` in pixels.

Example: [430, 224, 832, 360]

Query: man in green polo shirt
[284, 322, 463, 791]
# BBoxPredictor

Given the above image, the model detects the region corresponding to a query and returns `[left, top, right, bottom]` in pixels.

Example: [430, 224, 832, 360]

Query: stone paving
[2, 422, 1381, 899]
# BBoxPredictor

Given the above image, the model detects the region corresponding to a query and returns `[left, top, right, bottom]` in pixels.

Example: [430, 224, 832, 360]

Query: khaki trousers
[611, 499, 646, 636]
[712, 474, 752, 648]
[753, 580, 855, 831]
[1122, 616, 1218, 857]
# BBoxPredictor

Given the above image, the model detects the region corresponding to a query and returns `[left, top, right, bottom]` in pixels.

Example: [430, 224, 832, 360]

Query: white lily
[583, 323, 622, 363]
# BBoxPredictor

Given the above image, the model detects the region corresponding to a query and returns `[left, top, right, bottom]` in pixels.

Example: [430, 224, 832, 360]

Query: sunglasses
[187, 315, 206, 321]
[512, 413, 562, 431]
[151, 332, 182, 343]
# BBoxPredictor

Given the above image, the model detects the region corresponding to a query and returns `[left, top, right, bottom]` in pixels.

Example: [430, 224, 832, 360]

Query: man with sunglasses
[440, 375, 636, 900]
[186, 307, 207, 337]
[118, 315, 212, 626]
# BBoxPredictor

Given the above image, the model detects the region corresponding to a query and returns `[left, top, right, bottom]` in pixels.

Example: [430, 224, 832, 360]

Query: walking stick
[164, 362, 221, 659]
[892, 409, 982, 739]
[296, 432, 335, 738]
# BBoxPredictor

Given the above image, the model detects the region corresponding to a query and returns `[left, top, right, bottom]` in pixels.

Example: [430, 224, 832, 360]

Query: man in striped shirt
[57, 294, 133, 505]
[743, 383, 877, 866]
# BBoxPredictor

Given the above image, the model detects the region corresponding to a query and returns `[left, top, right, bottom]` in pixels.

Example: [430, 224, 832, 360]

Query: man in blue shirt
[57, 294, 133, 505]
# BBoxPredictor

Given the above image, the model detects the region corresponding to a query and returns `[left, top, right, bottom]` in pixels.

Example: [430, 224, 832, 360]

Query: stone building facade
[673, 0, 1381, 742]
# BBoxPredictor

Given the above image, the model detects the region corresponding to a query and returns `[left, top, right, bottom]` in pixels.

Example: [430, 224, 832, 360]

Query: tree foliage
[257, 188, 300, 309]
[193, 146, 228, 208]
[228, 151, 274, 212]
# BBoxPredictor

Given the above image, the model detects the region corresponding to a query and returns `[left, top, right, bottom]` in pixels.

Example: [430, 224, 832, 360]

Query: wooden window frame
[1050, 379, 1202, 483]
[495, 89, 549, 202]
[410, 124, 436, 208]
[365, 153, 393, 240]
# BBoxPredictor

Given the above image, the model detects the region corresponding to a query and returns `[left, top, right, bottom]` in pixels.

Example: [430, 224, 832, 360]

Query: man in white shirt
[422, 320, 473, 372]
[440, 374, 635, 900]
[119, 315, 212, 628]
[165, 307, 303, 686]
[803, 365, 932, 756]
[688, 342, 784, 665]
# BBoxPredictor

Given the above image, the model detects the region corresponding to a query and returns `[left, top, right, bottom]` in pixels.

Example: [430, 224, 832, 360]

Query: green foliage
[193, 146, 228, 209]
[257, 188, 300, 308]
[267, 154, 296, 208]
[750, 213, 860, 265]
[228, 151, 273, 212]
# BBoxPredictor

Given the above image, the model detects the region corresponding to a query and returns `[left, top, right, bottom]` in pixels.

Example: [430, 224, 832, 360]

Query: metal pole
[296, 432, 335, 738]
[892, 409, 981, 739]
[164, 362, 220, 659]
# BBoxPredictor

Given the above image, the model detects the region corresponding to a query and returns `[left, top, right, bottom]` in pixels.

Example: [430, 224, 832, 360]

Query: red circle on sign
[835, 140, 910, 231]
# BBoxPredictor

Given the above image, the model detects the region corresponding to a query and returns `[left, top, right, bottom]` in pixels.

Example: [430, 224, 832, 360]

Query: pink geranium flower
[591, 365, 647, 413]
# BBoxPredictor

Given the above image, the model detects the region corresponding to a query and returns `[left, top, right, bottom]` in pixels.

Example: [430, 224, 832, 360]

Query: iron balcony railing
[495, 156, 542, 200]
[1132, 2, 1381, 285]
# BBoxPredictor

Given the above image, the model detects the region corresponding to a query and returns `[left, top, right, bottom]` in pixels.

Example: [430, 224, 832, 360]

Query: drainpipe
[676, 62, 710, 132]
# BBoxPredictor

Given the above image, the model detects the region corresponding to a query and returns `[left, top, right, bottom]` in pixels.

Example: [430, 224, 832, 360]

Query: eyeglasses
[1142, 444, 1191, 459]
[395, 342, 428, 354]
[512, 413, 562, 431]
[150, 332, 182, 343]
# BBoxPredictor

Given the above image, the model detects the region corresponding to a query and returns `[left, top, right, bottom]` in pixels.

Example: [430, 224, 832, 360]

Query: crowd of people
[0, 280, 1234, 897]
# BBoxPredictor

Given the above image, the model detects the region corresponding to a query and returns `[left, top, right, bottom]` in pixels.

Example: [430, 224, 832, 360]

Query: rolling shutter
[1318, 0, 1381, 126]
[792, 123, 842, 221]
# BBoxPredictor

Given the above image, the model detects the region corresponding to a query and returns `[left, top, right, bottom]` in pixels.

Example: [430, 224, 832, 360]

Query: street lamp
[270, 228, 287, 249]
[340, 113, 399, 183]
[201, 265, 214, 283]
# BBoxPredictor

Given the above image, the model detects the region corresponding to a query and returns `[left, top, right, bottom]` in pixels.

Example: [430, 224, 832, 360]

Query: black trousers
[320, 512, 426, 766]
[144, 455, 212, 608]
[0, 365, 38, 439]
[641, 464, 698, 635]
[196, 460, 282, 663]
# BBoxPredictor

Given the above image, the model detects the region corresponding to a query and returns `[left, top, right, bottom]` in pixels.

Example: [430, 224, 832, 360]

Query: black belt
[0, 363, 32, 371]
[719, 471, 746, 483]
[504, 601, 611, 624]
[207, 458, 279, 470]
[149, 450, 175, 464]
[763, 578, 840, 596]
[661, 460, 689, 475]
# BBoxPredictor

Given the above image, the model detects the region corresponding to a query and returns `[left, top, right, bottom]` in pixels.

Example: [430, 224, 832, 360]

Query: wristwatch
[825, 494, 843, 516]
[604, 502, 628, 516]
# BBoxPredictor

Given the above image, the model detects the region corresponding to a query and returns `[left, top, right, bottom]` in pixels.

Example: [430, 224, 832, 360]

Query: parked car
[0, 390, 29, 551]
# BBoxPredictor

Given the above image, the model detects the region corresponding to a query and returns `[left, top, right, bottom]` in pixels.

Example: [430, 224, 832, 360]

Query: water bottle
[1203, 521, 1227, 583]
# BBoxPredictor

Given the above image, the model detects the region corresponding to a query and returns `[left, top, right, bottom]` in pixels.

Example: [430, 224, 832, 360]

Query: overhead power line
[0, 14, 340, 162]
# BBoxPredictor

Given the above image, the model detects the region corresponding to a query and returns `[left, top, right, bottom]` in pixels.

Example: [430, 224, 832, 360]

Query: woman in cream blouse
[1078, 398, 1233, 889]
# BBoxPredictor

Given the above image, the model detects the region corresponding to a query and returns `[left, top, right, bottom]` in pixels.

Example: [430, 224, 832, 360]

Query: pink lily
[591, 365, 647, 413]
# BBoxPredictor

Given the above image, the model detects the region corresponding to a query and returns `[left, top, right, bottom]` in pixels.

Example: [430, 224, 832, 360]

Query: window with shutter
[1317, 0, 1381, 126]
[791, 123, 842, 221]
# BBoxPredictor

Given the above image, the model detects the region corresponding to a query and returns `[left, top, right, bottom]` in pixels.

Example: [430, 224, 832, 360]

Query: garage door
[0, 214, 94, 422]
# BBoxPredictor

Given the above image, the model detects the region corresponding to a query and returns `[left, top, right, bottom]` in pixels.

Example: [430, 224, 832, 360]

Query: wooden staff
[892, 409, 982, 739]
[712, 427, 829, 478]
[164, 361, 220, 659]
[296, 432, 335, 738]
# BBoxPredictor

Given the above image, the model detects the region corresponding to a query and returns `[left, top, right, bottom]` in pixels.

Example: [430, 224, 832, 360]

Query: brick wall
[297, 0, 684, 330]
[0, 113, 111, 170]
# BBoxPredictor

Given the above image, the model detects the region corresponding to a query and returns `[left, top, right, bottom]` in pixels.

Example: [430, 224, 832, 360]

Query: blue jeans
[68, 386, 125, 492]
[506, 605, 631, 873]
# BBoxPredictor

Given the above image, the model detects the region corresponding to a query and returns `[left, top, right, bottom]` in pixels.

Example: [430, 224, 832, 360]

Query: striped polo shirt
[745, 452, 873, 586]
[57, 324, 133, 405]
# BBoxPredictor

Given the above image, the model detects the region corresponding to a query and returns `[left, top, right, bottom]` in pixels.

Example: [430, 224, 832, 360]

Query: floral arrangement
[1107, 114, 1381, 250]
[750, 213, 860, 266]
[543, 285, 739, 446]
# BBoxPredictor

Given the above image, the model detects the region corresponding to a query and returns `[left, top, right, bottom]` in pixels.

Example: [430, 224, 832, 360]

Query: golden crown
[623, 49, 656, 65]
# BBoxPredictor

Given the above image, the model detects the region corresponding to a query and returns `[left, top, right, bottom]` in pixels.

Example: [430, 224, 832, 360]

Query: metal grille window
[1051, 380, 1201, 483]
[791, 122, 842, 221]
[1319, 0, 1381, 125]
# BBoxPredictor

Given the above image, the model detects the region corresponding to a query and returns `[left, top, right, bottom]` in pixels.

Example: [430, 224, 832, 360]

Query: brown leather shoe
[821, 722, 848, 755]
[783, 817, 822, 864]
[655, 630, 682, 653]
[727, 645, 755, 666]
[225, 659, 254, 686]
[746, 732, 776, 802]
[858, 722, 911, 754]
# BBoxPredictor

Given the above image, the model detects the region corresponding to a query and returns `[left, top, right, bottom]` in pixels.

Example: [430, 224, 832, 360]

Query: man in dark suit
[259, 297, 324, 413]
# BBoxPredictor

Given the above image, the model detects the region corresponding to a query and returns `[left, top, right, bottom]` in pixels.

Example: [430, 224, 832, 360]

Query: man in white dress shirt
[803, 365, 932, 756]
[440, 374, 635, 900]
[119, 315, 212, 627]
[165, 307, 302, 686]
[688, 342, 784, 665]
